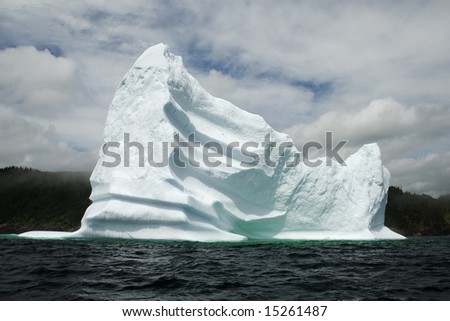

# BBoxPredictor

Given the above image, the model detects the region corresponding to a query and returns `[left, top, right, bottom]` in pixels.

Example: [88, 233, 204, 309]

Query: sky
[0, 0, 449, 197]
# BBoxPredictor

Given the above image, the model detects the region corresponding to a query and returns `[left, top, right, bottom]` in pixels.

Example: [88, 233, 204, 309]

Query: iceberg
[20, 43, 404, 241]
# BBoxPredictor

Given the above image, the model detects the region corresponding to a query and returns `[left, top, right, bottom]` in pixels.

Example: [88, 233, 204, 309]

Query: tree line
[0, 166, 91, 233]
[385, 186, 450, 236]
[1, 166, 449, 236]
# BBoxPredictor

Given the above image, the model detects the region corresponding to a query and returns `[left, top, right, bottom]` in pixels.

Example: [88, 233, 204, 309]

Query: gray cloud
[0, 46, 82, 118]
[285, 98, 450, 196]
[286, 98, 450, 157]
[0, 104, 96, 171]
[388, 152, 450, 198]
[194, 70, 314, 129]
[0, 0, 449, 196]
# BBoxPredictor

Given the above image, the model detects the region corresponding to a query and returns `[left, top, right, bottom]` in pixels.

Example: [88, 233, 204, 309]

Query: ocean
[0, 236, 449, 300]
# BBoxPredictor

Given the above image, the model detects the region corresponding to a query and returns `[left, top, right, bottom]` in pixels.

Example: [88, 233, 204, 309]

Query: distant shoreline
[1, 166, 449, 237]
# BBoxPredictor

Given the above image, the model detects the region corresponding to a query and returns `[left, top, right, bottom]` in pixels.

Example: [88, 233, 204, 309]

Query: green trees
[1, 167, 449, 236]
[0, 166, 91, 233]
[385, 186, 450, 236]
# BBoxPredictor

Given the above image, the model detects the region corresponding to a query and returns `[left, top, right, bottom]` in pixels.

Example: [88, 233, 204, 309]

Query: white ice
[19, 43, 405, 241]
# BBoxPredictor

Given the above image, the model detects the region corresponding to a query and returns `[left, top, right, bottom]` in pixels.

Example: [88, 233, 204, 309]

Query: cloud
[194, 69, 314, 129]
[0, 46, 82, 118]
[0, 0, 449, 196]
[0, 45, 106, 166]
[0, 105, 97, 171]
[388, 153, 450, 198]
[3, 1, 449, 115]
[285, 98, 450, 196]
[286, 98, 449, 156]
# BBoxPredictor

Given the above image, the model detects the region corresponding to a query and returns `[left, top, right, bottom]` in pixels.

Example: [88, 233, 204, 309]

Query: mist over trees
[0, 167, 90, 233]
[1, 167, 449, 236]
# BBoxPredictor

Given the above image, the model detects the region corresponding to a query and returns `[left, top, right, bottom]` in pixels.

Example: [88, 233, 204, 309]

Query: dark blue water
[0, 236, 449, 300]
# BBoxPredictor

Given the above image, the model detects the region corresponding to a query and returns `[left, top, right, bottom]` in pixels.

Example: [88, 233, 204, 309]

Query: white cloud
[285, 98, 450, 196]
[175, 1, 450, 108]
[194, 70, 314, 129]
[0, 46, 82, 118]
[286, 98, 449, 156]
[0, 105, 97, 171]
[388, 152, 450, 198]
[0, 0, 449, 196]
[0, 45, 106, 167]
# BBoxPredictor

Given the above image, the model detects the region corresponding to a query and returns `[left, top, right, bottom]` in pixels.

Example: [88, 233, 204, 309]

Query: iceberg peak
[133, 42, 175, 69]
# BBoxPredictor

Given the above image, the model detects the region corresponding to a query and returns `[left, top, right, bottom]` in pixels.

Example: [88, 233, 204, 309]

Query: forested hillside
[1, 167, 449, 236]
[0, 167, 91, 233]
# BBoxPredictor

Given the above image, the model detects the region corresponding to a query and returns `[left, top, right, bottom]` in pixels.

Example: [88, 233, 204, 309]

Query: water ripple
[0, 236, 449, 300]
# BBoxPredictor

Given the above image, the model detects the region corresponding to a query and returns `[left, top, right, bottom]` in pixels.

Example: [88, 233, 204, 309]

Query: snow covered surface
[19, 43, 404, 241]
